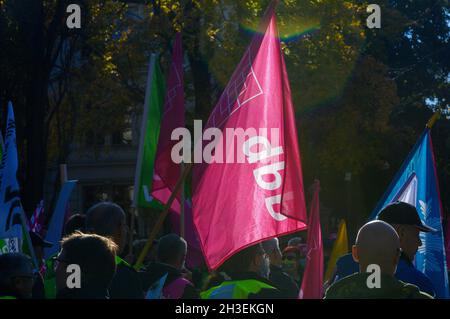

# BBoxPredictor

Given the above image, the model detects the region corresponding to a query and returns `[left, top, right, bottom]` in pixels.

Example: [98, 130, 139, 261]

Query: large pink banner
[193, 5, 307, 270]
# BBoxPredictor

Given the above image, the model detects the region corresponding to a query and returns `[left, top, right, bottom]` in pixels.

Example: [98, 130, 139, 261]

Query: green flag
[134, 54, 166, 209]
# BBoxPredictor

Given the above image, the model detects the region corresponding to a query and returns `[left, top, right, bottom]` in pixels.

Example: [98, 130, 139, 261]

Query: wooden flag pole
[426, 111, 441, 129]
[134, 162, 192, 270]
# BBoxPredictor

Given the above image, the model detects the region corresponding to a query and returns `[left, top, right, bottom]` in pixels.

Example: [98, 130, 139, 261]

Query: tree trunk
[23, 1, 48, 215]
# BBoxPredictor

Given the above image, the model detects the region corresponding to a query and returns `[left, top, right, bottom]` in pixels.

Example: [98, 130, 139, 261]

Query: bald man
[331, 202, 436, 296]
[324, 221, 432, 299]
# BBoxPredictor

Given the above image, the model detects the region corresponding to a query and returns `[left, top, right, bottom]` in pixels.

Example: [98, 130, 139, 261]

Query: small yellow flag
[324, 219, 349, 282]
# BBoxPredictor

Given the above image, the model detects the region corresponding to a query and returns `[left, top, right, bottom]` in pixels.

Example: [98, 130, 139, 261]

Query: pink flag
[151, 33, 184, 213]
[193, 3, 307, 270]
[30, 200, 45, 235]
[169, 200, 205, 269]
[299, 180, 323, 299]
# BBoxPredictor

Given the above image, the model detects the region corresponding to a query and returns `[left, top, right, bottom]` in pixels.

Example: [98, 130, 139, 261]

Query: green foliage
[1, 0, 448, 223]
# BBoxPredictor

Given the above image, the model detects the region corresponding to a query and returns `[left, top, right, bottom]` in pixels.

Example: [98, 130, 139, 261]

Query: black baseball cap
[376, 201, 437, 233]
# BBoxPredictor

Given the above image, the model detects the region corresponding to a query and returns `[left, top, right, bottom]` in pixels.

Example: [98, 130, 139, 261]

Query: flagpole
[134, 162, 192, 270]
[426, 111, 441, 129]
[180, 162, 185, 239]
[20, 205, 39, 271]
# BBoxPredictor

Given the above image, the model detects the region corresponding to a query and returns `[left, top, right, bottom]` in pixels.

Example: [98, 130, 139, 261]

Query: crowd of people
[0, 201, 438, 299]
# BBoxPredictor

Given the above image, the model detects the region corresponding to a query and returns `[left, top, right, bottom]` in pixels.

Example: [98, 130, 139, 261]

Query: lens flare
[239, 16, 321, 42]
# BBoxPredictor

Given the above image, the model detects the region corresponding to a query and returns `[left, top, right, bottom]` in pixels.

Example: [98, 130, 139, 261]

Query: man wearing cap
[330, 201, 436, 297]
[377, 201, 436, 297]
[324, 220, 433, 299]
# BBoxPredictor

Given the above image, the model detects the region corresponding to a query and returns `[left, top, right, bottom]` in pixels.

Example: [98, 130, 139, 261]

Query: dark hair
[157, 233, 187, 264]
[219, 243, 265, 275]
[0, 253, 33, 295]
[85, 202, 125, 237]
[64, 214, 86, 236]
[60, 231, 117, 289]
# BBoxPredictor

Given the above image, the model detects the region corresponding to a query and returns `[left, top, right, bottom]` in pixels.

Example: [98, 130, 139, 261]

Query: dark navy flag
[370, 129, 449, 298]
[0, 102, 23, 252]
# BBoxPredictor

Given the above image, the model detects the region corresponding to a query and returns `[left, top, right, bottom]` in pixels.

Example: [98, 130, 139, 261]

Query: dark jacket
[324, 272, 433, 299]
[142, 262, 199, 299]
[56, 285, 109, 299]
[224, 272, 286, 299]
[269, 265, 299, 299]
[109, 259, 144, 299]
[32, 272, 46, 299]
[334, 253, 436, 297]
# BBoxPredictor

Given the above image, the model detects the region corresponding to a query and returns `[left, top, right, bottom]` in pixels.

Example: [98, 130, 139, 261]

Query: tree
[1, 0, 448, 235]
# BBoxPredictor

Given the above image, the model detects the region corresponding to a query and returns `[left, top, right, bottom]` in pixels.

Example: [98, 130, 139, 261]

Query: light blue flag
[44, 180, 77, 259]
[146, 273, 168, 299]
[0, 102, 23, 253]
[370, 129, 449, 298]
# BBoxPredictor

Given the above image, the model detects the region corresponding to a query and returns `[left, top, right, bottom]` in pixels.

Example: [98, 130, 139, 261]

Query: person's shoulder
[248, 286, 284, 299]
[181, 280, 200, 299]
[323, 273, 361, 299]
[397, 258, 424, 277]
[245, 277, 288, 299]
[336, 253, 354, 264]
[396, 260, 436, 295]
[117, 260, 138, 275]
[268, 270, 299, 298]
[399, 281, 434, 299]
[111, 261, 144, 298]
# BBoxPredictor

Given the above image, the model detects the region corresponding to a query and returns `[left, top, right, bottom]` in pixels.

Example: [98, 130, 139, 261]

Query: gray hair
[157, 233, 187, 264]
[85, 202, 125, 237]
[262, 238, 280, 255]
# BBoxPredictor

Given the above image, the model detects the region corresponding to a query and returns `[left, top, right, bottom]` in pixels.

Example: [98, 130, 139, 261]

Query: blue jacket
[334, 253, 436, 297]
[395, 254, 436, 297]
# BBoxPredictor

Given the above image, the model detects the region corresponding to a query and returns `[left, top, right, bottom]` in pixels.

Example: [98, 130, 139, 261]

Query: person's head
[262, 238, 282, 267]
[377, 201, 435, 262]
[85, 202, 128, 253]
[282, 246, 302, 277]
[132, 239, 158, 265]
[219, 243, 270, 279]
[352, 220, 401, 276]
[288, 237, 303, 247]
[55, 232, 117, 293]
[64, 214, 86, 236]
[157, 234, 187, 270]
[0, 253, 34, 299]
